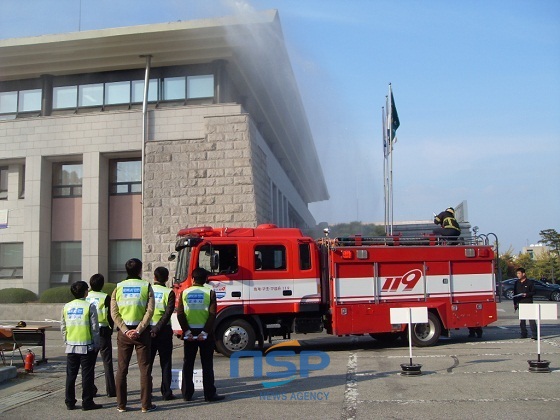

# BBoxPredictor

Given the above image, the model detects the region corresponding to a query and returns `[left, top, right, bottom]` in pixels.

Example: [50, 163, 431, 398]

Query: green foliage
[102, 282, 117, 296]
[0, 288, 38, 303]
[39, 286, 74, 303]
[532, 253, 560, 283]
[539, 229, 560, 255]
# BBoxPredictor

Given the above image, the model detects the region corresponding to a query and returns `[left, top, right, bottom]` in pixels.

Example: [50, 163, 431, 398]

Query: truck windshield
[174, 246, 192, 284]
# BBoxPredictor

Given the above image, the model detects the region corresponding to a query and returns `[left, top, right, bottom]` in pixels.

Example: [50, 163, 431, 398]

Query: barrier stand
[519, 303, 557, 373]
[390, 307, 428, 376]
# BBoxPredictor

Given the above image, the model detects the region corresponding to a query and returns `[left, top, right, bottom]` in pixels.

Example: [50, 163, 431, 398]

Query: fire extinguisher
[24, 349, 35, 373]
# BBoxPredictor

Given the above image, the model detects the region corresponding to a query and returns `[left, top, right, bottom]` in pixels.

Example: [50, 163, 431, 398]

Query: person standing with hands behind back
[110, 258, 156, 413]
[513, 267, 537, 339]
[149, 266, 176, 401]
[177, 267, 224, 403]
[61, 281, 102, 411]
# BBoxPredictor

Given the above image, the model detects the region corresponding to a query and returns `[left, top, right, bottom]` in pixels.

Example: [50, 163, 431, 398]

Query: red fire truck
[170, 224, 497, 356]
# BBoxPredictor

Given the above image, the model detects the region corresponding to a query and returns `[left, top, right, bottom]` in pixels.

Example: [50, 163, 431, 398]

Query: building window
[132, 79, 158, 103]
[105, 81, 131, 105]
[255, 245, 286, 271]
[18, 89, 41, 112]
[162, 77, 186, 101]
[53, 163, 83, 197]
[0, 91, 17, 114]
[187, 75, 214, 99]
[53, 86, 78, 109]
[50, 241, 81, 284]
[78, 83, 103, 107]
[0, 243, 23, 279]
[109, 240, 141, 283]
[110, 159, 141, 194]
[19, 165, 25, 199]
[0, 167, 8, 200]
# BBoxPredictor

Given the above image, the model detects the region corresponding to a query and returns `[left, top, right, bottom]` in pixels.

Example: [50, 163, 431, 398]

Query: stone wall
[143, 112, 261, 274]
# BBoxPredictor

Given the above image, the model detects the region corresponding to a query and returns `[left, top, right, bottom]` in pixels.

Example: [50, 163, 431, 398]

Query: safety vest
[442, 216, 461, 231]
[182, 285, 211, 328]
[151, 284, 172, 326]
[115, 279, 150, 326]
[63, 299, 93, 346]
[86, 290, 109, 328]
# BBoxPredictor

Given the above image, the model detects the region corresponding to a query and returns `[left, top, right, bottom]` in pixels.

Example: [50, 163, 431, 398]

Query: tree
[539, 229, 560, 256]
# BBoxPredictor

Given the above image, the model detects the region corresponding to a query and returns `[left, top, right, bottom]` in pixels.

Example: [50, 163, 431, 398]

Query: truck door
[248, 241, 295, 314]
[197, 242, 244, 306]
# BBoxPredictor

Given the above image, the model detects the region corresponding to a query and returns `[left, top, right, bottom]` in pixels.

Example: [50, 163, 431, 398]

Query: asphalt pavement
[0, 301, 559, 419]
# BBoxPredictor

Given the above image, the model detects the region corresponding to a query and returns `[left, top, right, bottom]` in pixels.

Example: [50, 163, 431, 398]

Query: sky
[0, 0, 558, 253]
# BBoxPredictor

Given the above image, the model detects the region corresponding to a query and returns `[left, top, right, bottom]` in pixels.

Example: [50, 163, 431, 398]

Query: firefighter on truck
[168, 224, 497, 357]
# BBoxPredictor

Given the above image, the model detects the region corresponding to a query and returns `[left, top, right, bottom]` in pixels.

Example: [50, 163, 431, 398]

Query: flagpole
[388, 83, 394, 236]
[382, 106, 386, 234]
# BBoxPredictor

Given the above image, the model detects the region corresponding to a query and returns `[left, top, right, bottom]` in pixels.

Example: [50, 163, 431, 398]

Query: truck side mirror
[210, 253, 219, 271]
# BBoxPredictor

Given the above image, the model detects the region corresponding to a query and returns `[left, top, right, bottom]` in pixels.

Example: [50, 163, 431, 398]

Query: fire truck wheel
[410, 312, 441, 347]
[215, 318, 256, 357]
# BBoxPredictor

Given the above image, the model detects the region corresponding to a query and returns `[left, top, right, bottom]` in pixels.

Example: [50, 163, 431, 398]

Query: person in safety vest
[148, 266, 176, 401]
[86, 273, 116, 397]
[433, 207, 461, 238]
[61, 280, 102, 411]
[177, 267, 225, 402]
[110, 258, 156, 413]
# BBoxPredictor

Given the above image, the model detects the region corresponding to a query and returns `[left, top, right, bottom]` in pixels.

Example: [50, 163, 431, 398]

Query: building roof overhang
[0, 10, 329, 203]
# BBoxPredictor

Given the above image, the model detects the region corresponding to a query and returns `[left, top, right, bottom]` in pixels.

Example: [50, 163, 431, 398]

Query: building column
[82, 152, 108, 280]
[23, 156, 51, 294]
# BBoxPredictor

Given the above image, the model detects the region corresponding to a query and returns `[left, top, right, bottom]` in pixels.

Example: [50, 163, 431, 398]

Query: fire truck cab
[171, 224, 497, 356]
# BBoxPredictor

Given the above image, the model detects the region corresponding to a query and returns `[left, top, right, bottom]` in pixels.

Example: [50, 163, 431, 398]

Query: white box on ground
[390, 307, 428, 324]
[519, 303, 558, 320]
[170, 369, 203, 391]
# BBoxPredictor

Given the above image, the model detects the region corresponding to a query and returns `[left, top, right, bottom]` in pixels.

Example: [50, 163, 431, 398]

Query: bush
[0, 288, 38, 303]
[39, 282, 117, 303]
[39, 286, 74, 303]
[102, 282, 117, 296]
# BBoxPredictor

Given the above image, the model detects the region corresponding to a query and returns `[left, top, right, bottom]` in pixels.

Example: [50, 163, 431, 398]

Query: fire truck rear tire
[410, 312, 441, 347]
[215, 318, 256, 357]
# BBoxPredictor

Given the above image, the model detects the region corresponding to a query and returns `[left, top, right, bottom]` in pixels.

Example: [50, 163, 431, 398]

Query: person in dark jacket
[149, 267, 176, 401]
[513, 267, 537, 339]
[86, 273, 116, 398]
[433, 207, 461, 237]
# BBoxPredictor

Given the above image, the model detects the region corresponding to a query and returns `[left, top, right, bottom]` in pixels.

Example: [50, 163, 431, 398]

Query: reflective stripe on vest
[151, 284, 171, 326]
[182, 286, 211, 328]
[115, 279, 149, 326]
[64, 299, 92, 346]
[443, 216, 461, 231]
[86, 290, 109, 327]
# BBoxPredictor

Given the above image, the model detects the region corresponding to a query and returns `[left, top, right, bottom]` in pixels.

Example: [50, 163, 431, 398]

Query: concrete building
[0, 11, 328, 293]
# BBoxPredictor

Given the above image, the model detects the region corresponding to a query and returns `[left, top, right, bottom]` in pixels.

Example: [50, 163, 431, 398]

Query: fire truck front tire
[410, 312, 441, 347]
[215, 318, 256, 357]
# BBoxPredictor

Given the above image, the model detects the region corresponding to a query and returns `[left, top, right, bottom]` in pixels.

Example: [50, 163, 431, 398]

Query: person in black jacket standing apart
[513, 267, 537, 339]
[177, 267, 224, 403]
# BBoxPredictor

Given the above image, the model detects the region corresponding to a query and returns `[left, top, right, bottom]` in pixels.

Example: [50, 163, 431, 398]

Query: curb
[0, 366, 17, 384]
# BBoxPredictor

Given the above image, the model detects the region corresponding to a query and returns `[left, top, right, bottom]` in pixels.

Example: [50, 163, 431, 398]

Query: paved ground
[0, 301, 559, 419]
